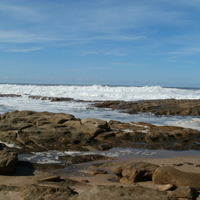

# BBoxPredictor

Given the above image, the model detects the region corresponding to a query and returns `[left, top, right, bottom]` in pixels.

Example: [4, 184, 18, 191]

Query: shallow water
[18, 148, 200, 165]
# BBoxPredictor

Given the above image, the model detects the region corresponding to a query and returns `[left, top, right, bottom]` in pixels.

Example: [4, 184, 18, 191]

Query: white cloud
[80, 51, 98, 56]
[0, 30, 62, 43]
[5, 47, 43, 52]
[111, 62, 143, 67]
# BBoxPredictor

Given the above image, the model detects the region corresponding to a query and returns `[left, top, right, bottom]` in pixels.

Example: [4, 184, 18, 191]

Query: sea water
[0, 84, 200, 130]
[1, 83, 200, 164]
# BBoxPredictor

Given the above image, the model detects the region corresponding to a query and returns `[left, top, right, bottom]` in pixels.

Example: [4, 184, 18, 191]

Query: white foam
[0, 84, 200, 131]
[0, 84, 200, 101]
[0, 140, 22, 149]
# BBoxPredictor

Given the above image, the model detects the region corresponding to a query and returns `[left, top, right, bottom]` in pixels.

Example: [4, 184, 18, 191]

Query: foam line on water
[18, 148, 200, 164]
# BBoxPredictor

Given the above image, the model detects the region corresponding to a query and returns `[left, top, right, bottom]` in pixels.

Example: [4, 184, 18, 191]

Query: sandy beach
[0, 154, 200, 199]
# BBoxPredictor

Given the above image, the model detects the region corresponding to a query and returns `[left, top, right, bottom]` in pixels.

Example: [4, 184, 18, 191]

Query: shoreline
[1, 154, 200, 199]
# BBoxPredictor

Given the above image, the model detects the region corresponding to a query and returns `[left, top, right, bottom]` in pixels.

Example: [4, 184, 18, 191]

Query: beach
[0, 84, 200, 199]
[0, 155, 200, 199]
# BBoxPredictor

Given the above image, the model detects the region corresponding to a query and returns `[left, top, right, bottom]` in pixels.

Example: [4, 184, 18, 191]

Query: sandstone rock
[153, 166, 200, 190]
[73, 185, 174, 200]
[80, 169, 107, 175]
[113, 162, 159, 183]
[0, 150, 18, 175]
[0, 111, 96, 152]
[64, 120, 103, 137]
[172, 186, 194, 199]
[21, 184, 77, 200]
[81, 118, 109, 129]
[1, 110, 200, 153]
[157, 183, 174, 191]
[37, 176, 61, 182]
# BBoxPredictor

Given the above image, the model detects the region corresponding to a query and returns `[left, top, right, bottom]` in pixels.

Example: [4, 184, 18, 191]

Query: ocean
[1, 83, 200, 164]
[1, 83, 200, 130]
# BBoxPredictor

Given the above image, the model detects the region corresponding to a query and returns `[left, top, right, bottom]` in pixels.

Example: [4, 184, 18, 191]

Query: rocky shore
[1, 97, 200, 199]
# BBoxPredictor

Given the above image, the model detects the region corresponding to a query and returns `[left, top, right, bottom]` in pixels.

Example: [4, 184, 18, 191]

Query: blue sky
[0, 0, 200, 87]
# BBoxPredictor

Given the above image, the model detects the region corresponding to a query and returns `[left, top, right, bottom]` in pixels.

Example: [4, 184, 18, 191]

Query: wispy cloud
[104, 52, 127, 56]
[80, 51, 98, 56]
[111, 62, 144, 67]
[0, 30, 63, 43]
[168, 47, 200, 55]
[5, 47, 43, 52]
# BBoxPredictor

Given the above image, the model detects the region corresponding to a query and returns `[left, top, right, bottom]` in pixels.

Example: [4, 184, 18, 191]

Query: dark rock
[29, 96, 74, 102]
[96, 143, 112, 151]
[93, 99, 200, 116]
[0, 94, 21, 98]
[0, 150, 18, 175]
[58, 154, 112, 164]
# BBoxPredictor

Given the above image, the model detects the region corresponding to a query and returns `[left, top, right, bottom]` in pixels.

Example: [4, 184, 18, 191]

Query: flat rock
[80, 169, 107, 175]
[72, 185, 175, 200]
[37, 176, 61, 182]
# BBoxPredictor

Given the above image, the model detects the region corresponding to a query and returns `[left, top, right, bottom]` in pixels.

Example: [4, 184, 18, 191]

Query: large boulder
[0, 150, 18, 175]
[153, 166, 200, 190]
[113, 162, 159, 183]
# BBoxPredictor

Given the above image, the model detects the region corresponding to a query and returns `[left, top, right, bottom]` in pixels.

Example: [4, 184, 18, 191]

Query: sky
[0, 0, 200, 87]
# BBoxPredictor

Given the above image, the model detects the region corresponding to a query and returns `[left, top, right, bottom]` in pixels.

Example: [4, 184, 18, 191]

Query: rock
[0, 94, 21, 98]
[72, 185, 174, 200]
[58, 154, 112, 164]
[113, 162, 159, 183]
[0, 150, 18, 175]
[64, 120, 103, 137]
[1, 110, 200, 153]
[172, 186, 194, 199]
[81, 118, 109, 130]
[80, 169, 107, 175]
[0, 111, 101, 152]
[21, 184, 77, 200]
[96, 143, 112, 151]
[93, 99, 200, 116]
[107, 120, 200, 150]
[157, 184, 174, 191]
[37, 176, 61, 182]
[153, 166, 200, 190]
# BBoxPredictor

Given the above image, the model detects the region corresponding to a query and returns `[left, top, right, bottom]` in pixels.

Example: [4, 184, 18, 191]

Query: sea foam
[0, 84, 200, 101]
